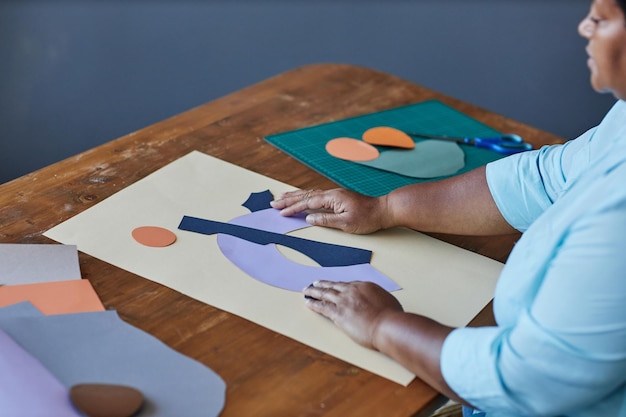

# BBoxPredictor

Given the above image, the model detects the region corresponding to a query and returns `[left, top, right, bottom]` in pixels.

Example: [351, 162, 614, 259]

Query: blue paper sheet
[0, 303, 226, 417]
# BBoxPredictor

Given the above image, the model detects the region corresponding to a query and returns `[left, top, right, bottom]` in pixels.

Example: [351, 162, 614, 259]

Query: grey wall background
[0, 0, 616, 184]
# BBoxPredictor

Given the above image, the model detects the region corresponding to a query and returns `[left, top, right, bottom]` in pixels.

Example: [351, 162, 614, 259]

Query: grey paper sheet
[0, 244, 81, 285]
[0, 304, 226, 417]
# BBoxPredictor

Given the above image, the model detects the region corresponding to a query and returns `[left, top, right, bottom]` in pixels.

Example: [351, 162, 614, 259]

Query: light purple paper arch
[216, 208, 400, 292]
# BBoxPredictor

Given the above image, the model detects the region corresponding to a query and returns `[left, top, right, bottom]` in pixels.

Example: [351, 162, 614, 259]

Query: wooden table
[0, 64, 564, 417]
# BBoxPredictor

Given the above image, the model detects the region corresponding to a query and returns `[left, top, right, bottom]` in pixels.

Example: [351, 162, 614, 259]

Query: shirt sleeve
[485, 127, 595, 232]
[441, 201, 626, 416]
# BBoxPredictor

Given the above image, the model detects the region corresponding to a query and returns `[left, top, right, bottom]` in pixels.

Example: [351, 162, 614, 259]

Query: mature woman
[271, 0, 626, 415]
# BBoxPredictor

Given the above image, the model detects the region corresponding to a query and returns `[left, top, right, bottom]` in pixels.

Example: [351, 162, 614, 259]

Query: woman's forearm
[372, 311, 468, 404]
[384, 167, 516, 236]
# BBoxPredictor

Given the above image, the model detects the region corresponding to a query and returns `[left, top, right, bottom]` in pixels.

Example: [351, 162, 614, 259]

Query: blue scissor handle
[406, 131, 532, 155]
[469, 134, 533, 155]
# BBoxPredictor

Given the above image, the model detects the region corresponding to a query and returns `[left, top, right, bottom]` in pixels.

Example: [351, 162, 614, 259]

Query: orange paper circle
[132, 226, 177, 247]
[362, 126, 415, 149]
[325, 138, 380, 161]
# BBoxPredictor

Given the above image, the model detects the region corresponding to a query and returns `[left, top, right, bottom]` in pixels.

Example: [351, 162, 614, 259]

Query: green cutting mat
[265, 100, 505, 197]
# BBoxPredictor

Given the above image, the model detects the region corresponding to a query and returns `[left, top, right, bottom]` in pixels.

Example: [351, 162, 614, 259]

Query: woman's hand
[270, 189, 388, 234]
[303, 280, 461, 404]
[302, 280, 403, 350]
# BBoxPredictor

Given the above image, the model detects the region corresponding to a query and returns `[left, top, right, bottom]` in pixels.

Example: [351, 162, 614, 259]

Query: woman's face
[579, 0, 626, 99]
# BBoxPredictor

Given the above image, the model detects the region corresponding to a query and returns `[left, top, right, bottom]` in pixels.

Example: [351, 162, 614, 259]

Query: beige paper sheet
[45, 151, 502, 386]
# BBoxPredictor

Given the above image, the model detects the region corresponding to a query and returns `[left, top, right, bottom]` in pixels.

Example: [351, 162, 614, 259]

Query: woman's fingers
[302, 281, 350, 319]
[272, 189, 383, 234]
[303, 281, 344, 304]
[271, 190, 328, 214]
[302, 280, 403, 349]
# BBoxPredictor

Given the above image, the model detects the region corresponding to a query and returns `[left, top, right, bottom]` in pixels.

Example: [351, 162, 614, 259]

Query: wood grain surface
[0, 64, 564, 417]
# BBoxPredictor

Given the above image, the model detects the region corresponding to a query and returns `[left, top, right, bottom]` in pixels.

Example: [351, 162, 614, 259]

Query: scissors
[406, 131, 532, 155]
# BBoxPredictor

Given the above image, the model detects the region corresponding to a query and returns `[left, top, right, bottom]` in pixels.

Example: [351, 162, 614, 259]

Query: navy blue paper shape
[241, 190, 274, 213]
[178, 215, 372, 267]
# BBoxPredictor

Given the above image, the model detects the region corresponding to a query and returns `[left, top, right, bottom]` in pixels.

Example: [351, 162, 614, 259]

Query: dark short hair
[619, 0, 626, 15]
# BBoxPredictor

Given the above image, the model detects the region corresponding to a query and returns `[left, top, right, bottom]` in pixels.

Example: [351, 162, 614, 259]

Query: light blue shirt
[441, 100, 626, 416]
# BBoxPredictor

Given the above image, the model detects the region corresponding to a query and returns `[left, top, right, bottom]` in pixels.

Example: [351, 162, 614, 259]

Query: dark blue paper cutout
[242, 190, 274, 213]
[178, 215, 372, 267]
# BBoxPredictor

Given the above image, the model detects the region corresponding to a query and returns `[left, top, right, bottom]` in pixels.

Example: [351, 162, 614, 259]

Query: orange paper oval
[362, 126, 415, 149]
[326, 138, 380, 161]
[132, 226, 177, 247]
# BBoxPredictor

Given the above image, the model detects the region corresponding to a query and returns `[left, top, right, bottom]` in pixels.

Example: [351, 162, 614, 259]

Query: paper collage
[265, 100, 507, 197]
[44, 151, 503, 386]
[0, 242, 225, 414]
[326, 126, 466, 178]
[0, 327, 82, 417]
[0, 243, 103, 315]
[178, 190, 401, 292]
[0, 302, 226, 417]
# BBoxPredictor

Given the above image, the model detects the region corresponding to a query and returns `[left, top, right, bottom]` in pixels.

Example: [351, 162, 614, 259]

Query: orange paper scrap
[325, 137, 380, 161]
[362, 126, 415, 149]
[0, 280, 105, 315]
